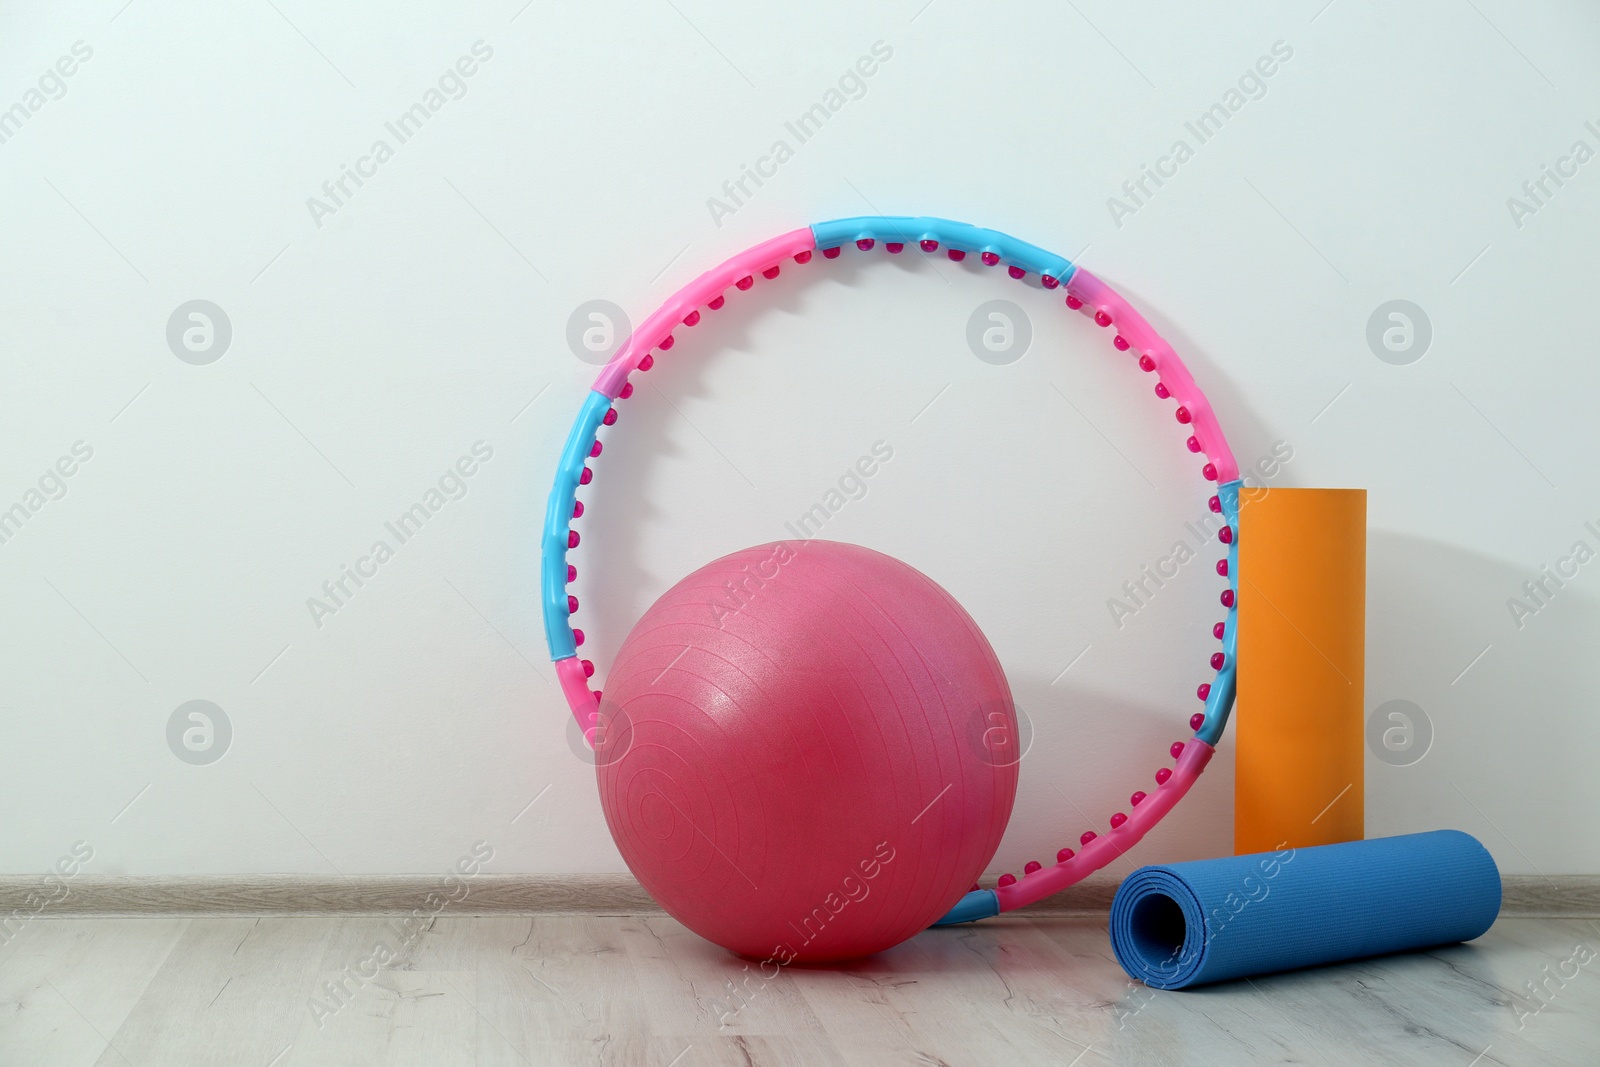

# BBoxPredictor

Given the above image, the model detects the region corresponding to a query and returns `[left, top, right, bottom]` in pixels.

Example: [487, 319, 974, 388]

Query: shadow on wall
[1365, 530, 1599, 873]
[986, 531, 1600, 885]
[577, 256, 1285, 653]
[577, 245, 846, 652]
[972, 274, 1266, 883]
[1107, 276, 1272, 472]
[566, 248, 1592, 879]
[571, 254, 1278, 884]
[991, 675, 1236, 884]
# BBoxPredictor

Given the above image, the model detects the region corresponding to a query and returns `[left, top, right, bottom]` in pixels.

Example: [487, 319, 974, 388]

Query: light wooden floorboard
[0, 916, 187, 1067]
[1, 914, 1596, 1065]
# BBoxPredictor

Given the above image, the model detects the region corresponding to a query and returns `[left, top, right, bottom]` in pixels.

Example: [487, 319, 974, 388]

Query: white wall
[2, 0, 1597, 880]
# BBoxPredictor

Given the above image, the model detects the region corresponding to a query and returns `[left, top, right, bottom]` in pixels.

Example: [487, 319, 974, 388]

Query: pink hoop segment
[592, 228, 816, 400]
[996, 740, 1216, 911]
[1068, 269, 1239, 483]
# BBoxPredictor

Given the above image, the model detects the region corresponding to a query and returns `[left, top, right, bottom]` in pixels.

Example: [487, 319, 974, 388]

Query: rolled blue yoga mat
[1109, 830, 1501, 989]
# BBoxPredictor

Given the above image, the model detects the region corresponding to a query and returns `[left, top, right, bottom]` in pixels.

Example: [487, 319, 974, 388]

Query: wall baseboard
[3, 874, 1597, 918]
[0, 875, 653, 917]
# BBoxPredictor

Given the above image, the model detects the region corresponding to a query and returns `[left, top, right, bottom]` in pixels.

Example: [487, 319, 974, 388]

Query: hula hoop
[541, 216, 1243, 924]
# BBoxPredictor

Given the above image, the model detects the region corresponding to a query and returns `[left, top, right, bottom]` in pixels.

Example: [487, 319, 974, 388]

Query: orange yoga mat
[1235, 487, 1366, 855]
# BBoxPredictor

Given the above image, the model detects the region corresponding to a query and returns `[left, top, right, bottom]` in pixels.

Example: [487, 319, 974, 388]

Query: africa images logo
[305, 42, 495, 228]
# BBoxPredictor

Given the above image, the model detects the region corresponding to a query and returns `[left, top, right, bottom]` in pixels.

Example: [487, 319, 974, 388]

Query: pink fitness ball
[596, 540, 1017, 962]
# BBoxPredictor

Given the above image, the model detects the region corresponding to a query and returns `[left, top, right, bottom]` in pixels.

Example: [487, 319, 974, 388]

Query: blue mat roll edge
[1109, 830, 1502, 989]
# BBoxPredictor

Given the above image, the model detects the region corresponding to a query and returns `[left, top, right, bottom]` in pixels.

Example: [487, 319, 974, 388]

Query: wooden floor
[2, 914, 1596, 1066]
